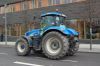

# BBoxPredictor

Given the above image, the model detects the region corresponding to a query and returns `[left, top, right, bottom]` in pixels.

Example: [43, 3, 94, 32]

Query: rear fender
[41, 25, 79, 36]
[41, 25, 71, 36]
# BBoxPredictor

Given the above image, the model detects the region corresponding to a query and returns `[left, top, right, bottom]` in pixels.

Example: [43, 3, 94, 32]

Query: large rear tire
[42, 32, 69, 59]
[15, 38, 31, 56]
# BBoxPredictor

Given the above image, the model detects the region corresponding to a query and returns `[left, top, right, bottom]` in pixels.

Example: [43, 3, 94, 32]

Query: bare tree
[87, 0, 94, 50]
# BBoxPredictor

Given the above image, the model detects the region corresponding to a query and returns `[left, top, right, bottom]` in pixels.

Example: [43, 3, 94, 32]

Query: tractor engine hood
[64, 28, 79, 36]
[25, 29, 40, 37]
[59, 25, 79, 36]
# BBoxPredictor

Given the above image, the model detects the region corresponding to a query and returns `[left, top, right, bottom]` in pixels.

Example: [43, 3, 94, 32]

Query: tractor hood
[64, 28, 79, 36]
[25, 29, 40, 37]
[60, 25, 79, 36]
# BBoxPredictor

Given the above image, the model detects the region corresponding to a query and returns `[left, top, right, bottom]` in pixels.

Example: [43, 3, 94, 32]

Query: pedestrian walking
[1, 33, 4, 42]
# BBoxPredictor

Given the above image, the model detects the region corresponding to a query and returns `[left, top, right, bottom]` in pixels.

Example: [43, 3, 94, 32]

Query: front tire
[15, 38, 31, 56]
[42, 32, 69, 59]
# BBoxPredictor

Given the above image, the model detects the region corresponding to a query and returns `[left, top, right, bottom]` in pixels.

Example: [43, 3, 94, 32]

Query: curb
[78, 51, 100, 54]
[0, 42, 15, 47]
[0, 45, 15, 48]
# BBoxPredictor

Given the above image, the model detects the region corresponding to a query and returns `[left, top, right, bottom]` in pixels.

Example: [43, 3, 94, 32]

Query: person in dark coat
[1, 33, 4, 42]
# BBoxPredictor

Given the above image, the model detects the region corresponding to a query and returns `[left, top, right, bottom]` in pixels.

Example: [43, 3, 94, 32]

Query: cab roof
[41, 12, 67, 17]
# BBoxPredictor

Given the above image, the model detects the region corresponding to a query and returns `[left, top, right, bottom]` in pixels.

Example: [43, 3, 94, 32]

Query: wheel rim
[45, 37, 62, 56]
[17, 41, 26, 53]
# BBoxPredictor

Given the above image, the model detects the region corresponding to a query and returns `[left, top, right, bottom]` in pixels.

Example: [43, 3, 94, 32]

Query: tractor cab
[41, 12, 67, 28]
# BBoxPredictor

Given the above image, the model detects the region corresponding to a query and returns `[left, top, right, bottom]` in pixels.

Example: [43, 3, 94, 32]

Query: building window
[38, 0, 42, 8]
[28, 0, 33, 9]
[42, 0, 48, 7]
[31, 0, 42, 8]
[48, 0, 53, 6]
[35, 0, 39, 8]
[6, 5, 14, 13]
[14, 3, 21, 12]
[6, 5, 11, 13]
[65, 0, 72, 4]
[0, 4, 16, 14]
[73, 0, 86, 2]
[0, 7, 1, 14]
[21, 1, 29, 11]
[52, 0, 60, 5]
[61, 0, 68, 4]
[55, 0, 60, 5]
[61, 0, 86, 4]
[31, 0, 39, 8]
[0, 6, 5, 14]
[48, 0, 61, 6]
[14, 23, 22, 36]
[32, 0, 34, 8]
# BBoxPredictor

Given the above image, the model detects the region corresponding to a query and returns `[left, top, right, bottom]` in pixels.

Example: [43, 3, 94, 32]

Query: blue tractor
[15, 11, 79, 59]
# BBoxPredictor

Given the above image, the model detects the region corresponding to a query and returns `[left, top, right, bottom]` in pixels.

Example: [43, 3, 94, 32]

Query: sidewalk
[0, 42, 100, 53]
[79, 43, 100, 53]
[0, 42, 15, 46]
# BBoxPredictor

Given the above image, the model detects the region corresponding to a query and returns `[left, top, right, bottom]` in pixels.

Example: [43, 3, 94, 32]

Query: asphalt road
[0, 47, 100, 66]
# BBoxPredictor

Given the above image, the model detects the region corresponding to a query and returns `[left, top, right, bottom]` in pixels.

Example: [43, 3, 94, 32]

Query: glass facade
[0, 18, 99, 39]
[65, 19, 100, 39]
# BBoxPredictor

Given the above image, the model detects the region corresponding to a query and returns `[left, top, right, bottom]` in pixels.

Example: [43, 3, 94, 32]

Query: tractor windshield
[41, 16, 65, 27]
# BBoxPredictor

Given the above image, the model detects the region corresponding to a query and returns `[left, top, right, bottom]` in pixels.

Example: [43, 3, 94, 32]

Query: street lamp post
[4, 4, 7, 45]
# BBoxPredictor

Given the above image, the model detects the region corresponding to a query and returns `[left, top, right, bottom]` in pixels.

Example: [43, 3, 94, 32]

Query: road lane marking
[0, 53, 8, 55]
[61, 60, 78, 62]
[14, 61, 44, 66]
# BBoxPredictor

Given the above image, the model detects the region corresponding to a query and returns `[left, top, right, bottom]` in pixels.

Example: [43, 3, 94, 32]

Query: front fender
[63, 28, 79, 36]
[25, 29, 40, 37]
[17, 36, 33, 47]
